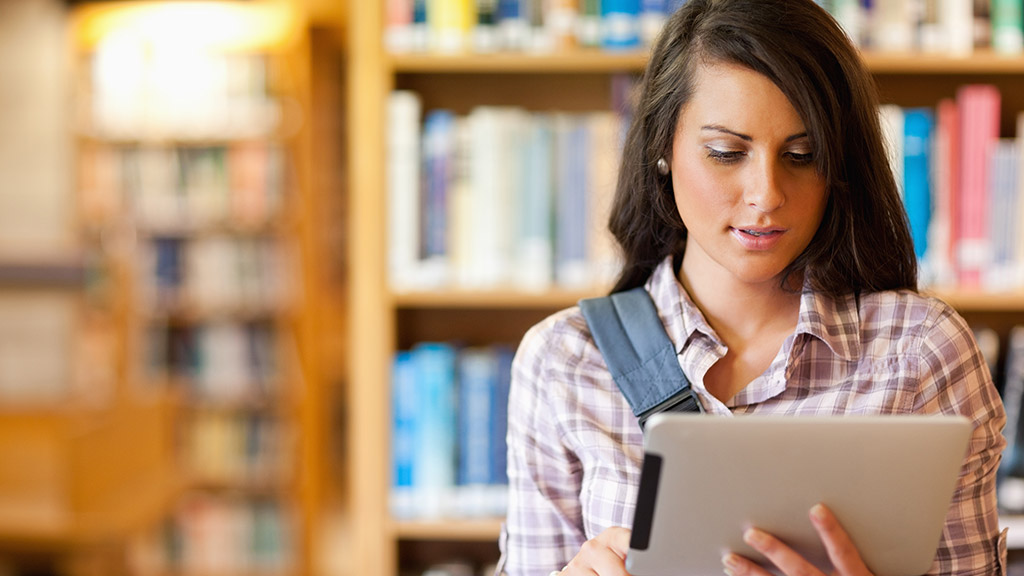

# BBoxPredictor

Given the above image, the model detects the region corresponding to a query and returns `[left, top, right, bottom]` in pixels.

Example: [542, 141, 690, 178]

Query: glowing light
[73, 0, 301, 53]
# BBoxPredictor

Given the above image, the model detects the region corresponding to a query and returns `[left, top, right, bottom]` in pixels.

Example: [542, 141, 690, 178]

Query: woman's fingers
[809, 504, 871, 575]
[723, 505, 873, 576]
[563, 526, 632, 576]
[739, 527, 821, 576]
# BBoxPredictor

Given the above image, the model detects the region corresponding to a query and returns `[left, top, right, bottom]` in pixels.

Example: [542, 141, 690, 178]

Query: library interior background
[7, 0, 1024, 575]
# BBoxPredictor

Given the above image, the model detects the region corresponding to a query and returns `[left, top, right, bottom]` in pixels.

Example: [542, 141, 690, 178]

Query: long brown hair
[608, 0, 917, 296]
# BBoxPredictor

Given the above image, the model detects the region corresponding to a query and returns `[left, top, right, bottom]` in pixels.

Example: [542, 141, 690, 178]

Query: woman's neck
[679, 260, 803, 347]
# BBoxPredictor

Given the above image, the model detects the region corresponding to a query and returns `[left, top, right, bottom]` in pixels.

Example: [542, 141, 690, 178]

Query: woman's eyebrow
[700, 124, 808, 143]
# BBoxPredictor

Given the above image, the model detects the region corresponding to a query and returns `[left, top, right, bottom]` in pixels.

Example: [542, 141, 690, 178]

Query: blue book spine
[421, 110, 456, 270]
[412, 342, 458, 518]
[667, 0, 688, 12]
[519, 115, 554, 289]
[491, 346, 513, 486]
[497, 0, 522, 19]
[555, 116, 590, 287]
[390, 350, 418, 518]
[902, 107, 932, 261]
[602, 0, 642, 50]
[153, 237, 183, 304]
[457, 348, 497, 487]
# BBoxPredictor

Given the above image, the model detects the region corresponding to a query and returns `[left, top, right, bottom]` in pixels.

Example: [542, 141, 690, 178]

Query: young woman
[496, 0, 1007, 574]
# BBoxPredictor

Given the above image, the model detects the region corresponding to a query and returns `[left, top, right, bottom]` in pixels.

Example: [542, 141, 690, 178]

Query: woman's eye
[706, 148, 744, 164]
[786, 151, 815, 165]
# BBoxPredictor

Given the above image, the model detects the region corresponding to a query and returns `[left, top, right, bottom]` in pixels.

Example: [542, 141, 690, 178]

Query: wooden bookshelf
[348, 6, 1024, 576]
[58, 3, 350, 576]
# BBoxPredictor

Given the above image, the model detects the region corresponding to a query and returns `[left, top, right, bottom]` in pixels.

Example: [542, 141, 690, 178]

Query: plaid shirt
[497, 257, 1007, 575]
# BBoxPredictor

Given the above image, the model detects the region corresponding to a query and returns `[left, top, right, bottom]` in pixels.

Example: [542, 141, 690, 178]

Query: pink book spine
[956, 85, 1001, 288]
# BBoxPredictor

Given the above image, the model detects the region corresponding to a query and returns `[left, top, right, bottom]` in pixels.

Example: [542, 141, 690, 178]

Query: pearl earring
[656, 158, 670, 176]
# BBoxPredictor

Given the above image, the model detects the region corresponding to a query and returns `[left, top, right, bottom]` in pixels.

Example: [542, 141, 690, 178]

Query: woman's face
[670, 61, 828, 290]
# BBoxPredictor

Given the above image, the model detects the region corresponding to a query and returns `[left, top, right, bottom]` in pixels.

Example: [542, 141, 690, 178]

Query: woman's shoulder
[852, 288, 974, 353]
[855, 287, 961, 327]
[518, 305, 594, 363]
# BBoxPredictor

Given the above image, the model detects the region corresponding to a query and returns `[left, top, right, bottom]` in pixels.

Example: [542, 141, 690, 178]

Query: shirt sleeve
[913, 303, 1007, 575]
[497, 317, 587, 576]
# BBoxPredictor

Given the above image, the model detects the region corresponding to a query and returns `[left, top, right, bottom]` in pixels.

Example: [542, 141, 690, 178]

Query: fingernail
[722, 553, 742, 571]
[810, 503, 827, 524]
[744, 527, 768, 547]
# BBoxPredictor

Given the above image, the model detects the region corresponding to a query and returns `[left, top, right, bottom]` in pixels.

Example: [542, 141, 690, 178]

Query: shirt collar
[644, 256, 861, 363]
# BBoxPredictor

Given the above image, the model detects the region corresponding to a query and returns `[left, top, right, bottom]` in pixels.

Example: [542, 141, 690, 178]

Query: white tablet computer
[626, 414, 972, 576]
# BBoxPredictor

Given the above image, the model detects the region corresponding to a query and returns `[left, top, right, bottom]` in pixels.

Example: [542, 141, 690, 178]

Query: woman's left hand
[721, 503, 875, 576]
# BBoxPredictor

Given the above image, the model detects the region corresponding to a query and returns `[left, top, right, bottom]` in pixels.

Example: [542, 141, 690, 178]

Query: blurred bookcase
[56, 1, 350, 575]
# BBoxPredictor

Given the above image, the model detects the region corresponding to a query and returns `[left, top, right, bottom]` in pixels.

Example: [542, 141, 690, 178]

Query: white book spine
[388, 91, 423, 291]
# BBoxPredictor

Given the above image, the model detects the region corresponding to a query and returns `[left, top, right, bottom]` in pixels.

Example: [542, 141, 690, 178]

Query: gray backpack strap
[579, 286, 703, 429]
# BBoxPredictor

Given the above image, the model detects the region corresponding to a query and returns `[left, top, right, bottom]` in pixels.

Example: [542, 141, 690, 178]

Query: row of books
[973, 326, 1024, 515]
[388, 90, 628, 292]
[385, 0, 688, 53]
[144, 320, 280, 402]
[90, 45, 281, 139]
[140, 235, 295, 313]
[130, 492, 293, 575]
[391, 343, 513, 520]
[183, 411, 294, 486]
[80, 143, 288, 232]
[826, 0, 1021, 54]
[384, 0, 1021, 56]
[879, 85, 1024, 292]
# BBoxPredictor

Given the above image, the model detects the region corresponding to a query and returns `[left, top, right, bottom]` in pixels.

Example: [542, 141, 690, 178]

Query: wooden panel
[395, 72, 629, 114]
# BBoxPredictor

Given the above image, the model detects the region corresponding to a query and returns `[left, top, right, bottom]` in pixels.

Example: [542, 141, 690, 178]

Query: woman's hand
[559, 526, 632, 576]
[722, 504, 875, 576]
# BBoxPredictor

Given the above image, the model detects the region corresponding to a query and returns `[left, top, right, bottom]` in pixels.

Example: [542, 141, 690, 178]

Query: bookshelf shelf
[928, 290, 1024, 312]
[389, 48, 1024, 75]
[390, 49, 648, 73]
[391, 519, 504, 542]
[390, 287, 608, 309]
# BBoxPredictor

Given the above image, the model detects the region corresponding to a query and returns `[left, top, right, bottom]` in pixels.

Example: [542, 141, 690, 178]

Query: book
[924, 98, 959, 288]
[602, 0, 642, 50]
[1001, 326, 1024, 513]
[872, 0, 915, 51]
[588, 111, 624, 287]
[390, 350, 419, 519]
[412, 342, 459, 518]
[491, 346, 513, 489]
[903, 108, 933, 262]
[992, 0, 1024, 53]
[389, 91, 424, 291]
[421, 109, 458, 288]
[497, 0, 530, 50]
[430, 0, 474, 52]
[456, 348, 499, 516]
[956, 84, 1000, 289]
[987, 139, 1020, 290]
[547, 0, 579, 49]
[554, 114, 591, 288]
[386, 0, 416, 52]
[831, 0, 864, 46]
[576, 0, 603, 46]
[640, 0, 668, 46]
[464, 107, 515, 288]
[515, 114, 555, 291]
[474, 0, 500, 51]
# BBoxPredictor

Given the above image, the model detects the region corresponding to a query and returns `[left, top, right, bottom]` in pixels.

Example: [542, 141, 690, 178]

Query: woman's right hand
[559, 526, 632, 575]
